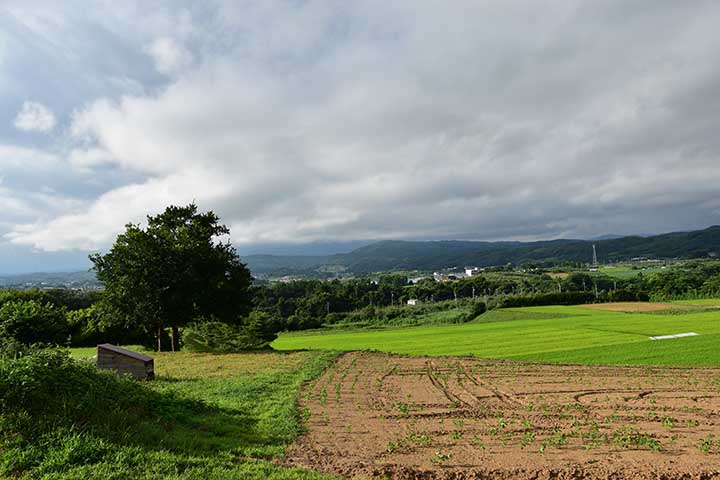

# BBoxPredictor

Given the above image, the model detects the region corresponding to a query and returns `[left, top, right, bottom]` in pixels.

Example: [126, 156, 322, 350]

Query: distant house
[408, 276, 430, 284]
[465, 267, 482, 277]
[407, 299, 422, 306]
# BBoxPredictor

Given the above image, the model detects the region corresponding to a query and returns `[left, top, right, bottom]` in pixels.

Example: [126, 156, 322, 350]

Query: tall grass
[0, 348, 339, 480]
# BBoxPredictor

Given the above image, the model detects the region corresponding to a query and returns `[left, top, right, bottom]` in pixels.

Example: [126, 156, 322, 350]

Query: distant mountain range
[4, 226, 720, 285]
[244, 225, 720, 275]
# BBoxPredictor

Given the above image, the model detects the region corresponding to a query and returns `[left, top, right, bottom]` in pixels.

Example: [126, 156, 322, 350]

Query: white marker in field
[649, 332, 699, 341]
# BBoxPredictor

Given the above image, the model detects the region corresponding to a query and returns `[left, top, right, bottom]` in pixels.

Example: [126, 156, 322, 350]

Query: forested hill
[244, 225, 720, 275]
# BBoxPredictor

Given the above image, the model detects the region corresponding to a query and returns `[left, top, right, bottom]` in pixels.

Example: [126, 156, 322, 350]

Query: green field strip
[273, 304, 720, 366]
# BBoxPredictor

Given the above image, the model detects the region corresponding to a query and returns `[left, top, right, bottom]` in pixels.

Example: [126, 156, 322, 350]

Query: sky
[1, 1, 720, 274]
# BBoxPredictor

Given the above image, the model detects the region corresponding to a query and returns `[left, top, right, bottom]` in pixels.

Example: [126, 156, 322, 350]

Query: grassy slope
[595, 265, 666, 279]
[273, 303, 720, 366]
[22, 350, 339, 480]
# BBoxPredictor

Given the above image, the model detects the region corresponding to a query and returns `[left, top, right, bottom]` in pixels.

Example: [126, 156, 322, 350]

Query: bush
[608, 289, 647, 302]
[465, 301, 487, 320]
[183, 313, 282, 353]
[0, 300, 68, 346]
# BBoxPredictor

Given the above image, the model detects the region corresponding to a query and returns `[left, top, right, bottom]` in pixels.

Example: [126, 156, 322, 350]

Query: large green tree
[90, 204, 253, 351]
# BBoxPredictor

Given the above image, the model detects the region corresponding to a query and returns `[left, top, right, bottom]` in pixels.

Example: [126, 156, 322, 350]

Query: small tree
[90, 204, 253, 351]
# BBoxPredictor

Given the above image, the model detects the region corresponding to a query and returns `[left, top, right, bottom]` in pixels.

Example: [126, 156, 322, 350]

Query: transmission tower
[592, 244, 598, 266]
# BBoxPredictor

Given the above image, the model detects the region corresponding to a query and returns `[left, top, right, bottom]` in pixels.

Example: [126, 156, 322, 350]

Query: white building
[407, 299, 422, 306]
[465, 267, 482, 277]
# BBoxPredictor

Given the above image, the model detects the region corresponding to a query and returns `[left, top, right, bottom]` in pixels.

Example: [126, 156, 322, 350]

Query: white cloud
[0, 144, 60, 169]
[67, 148, 114, 170]
[144, 36, 193, 75]
[3, 1, 720, 254]
[13, 101, 57, 132]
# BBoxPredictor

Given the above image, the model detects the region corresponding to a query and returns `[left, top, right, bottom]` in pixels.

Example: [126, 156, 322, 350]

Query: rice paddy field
[273, 300, 720, 366]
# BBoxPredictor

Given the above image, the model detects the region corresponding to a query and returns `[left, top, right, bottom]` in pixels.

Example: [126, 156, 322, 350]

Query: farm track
[283, 351, 720, 479]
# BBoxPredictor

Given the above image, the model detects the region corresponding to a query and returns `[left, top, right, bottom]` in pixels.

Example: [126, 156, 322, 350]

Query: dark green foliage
[183, 313, 282, 353]
[467, 301, 487, 320]
[0, 288, 99, 311]
[90, 204, 253, 350]
[608, 289, 648, 302]
[0, 300, 68, 346]
[500, 291, 596, 308]
[65, 304, 147, 347]
[643, 260, 720, 298]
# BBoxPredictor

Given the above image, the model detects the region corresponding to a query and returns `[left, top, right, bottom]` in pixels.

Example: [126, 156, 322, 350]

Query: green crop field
[273, 302, 720, 366]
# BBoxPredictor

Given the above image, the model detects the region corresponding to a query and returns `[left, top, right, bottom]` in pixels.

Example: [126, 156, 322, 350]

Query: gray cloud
[1, 0, 720, 267]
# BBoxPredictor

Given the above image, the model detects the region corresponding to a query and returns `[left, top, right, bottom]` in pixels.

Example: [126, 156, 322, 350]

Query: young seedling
[432, 451, 451, 463]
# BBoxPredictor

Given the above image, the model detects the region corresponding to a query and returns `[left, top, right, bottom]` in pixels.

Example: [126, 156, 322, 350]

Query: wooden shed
[96, 344, 155, 380]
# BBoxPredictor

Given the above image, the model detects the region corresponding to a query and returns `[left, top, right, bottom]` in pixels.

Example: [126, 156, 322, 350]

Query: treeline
[498, 290, 649, 308]
[0, 289, 144, 353]
[3, 260, 720, 351]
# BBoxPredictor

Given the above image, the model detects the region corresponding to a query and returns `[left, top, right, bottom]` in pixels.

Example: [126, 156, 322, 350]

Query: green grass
[273, 304, 720, 366]
[595, 264, 667, 279]
[671, 298, 720, 307]
[4, 349, 340, 480]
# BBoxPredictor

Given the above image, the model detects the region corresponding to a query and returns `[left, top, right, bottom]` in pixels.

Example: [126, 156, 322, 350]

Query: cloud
[3, 1, 720, 257]
[13, 101, 56, 132]
[144, 36, 193, 75]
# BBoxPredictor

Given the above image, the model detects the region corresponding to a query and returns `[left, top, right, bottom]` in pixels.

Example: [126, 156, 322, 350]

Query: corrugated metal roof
[97, 343, 154, 363]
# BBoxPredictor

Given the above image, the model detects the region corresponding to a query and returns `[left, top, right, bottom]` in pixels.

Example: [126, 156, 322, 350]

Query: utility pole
[472, 286, 476, 299]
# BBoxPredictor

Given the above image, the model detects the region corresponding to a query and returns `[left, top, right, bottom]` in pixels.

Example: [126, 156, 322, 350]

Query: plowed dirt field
[283, 352, 720, 479]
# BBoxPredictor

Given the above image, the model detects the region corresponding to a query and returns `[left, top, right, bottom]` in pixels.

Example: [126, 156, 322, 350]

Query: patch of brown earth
[580, 302, 698, 312]
[282, 352, 720, 479]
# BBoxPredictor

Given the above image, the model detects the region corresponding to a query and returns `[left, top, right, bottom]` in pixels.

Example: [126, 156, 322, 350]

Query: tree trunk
[157, 324, 163, 352]
[171, 325, 179, 352]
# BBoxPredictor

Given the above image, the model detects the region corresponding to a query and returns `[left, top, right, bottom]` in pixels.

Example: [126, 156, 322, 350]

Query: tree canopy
[90, 204, 252, 351]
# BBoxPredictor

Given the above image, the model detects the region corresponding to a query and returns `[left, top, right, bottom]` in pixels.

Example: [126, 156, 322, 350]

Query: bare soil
[283, 352, 720, 479]
[580, 302, 699, 312]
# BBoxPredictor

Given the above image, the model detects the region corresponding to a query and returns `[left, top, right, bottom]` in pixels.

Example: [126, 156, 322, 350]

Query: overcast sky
[1, 1, 720, 274]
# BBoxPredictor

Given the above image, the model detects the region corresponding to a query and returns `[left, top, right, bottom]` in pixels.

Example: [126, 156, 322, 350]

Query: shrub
[465, 301, 487, 320]
[608, 289, 646, 302]
[0, 300, 68, 346]
[183, 313, 282, 353]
